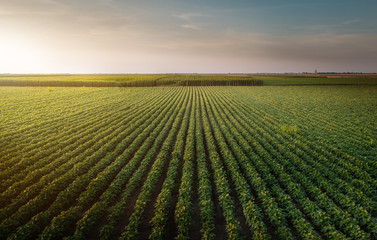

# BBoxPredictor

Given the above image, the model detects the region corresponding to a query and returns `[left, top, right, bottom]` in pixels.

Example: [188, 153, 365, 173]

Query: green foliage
[1, 86, 376, 240]
[280, 125, 298, 135]
[0, 74, 263, 87]
[368, 137, 374, 146]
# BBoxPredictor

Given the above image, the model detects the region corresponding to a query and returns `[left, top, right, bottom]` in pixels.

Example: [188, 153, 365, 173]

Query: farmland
[1, 85, 377, 240]
[1, 74, 377, 87]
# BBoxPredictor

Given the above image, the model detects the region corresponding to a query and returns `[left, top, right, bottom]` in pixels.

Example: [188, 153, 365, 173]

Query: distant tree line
[177, 79, 264, 86]
[0, 80, 116, 87]
[0, 79, 264, 87]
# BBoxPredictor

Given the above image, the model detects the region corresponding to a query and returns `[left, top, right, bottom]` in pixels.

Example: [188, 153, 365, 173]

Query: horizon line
[1, 72, 376, 75]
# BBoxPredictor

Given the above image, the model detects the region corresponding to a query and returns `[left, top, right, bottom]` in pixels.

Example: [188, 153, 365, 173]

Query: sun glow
[0, 32, 47, 73]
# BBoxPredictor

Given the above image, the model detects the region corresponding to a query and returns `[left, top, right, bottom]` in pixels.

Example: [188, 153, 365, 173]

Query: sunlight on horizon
[0, 0, 376, 73]
[0, 31, 49, 73]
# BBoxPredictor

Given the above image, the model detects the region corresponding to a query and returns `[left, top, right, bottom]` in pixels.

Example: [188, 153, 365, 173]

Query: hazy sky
[1, 0, 377, 73]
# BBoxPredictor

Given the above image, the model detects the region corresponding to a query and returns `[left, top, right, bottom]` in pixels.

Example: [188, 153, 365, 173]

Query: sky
[0, 0, 377, 73]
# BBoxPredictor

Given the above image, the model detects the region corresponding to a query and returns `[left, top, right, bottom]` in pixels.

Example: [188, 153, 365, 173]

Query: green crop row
[1, 86, 376, 239]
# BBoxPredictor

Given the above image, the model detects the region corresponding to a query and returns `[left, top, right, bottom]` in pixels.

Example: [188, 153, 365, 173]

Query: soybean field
[1, 86, 377, 240]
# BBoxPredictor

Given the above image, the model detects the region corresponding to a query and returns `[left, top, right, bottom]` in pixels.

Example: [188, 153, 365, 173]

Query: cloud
[150, 27, 377, 65]
[247, 32, 377, 65]
[342, 19, 360, 25]
[173, 12, 209, 31]
[0, 0, 66, 15]
[173, 13, 208, 21]
[181, 24, 201, 30]
[2, 1, 376, 73]
[76, 14, 132, 29]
